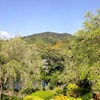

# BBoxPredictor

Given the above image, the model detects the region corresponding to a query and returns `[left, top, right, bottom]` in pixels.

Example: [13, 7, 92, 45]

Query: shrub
[54, 94, 82, 100]
[23, 95, 43, 100]
[56, 89, 63, 94]
[81, 92, 92, 100]
[53, 87, 63, 95]
[24, 88, 36, 94]
[54, 94, 67, 100]
[12, 96, 23, 100]
[1, 94, 22, 100]
[66, 83, 80, 97]
[23, 90, 54, 100]
[32, 90, 54, 100]
[1, 94, 10, 100]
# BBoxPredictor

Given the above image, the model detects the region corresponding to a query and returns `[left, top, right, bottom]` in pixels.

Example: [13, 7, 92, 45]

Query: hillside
[22, 32, 72, 44]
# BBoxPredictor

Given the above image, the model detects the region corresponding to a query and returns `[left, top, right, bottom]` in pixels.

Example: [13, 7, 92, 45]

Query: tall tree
[74, 9, 100, 90]
[0, 37, 42, 94]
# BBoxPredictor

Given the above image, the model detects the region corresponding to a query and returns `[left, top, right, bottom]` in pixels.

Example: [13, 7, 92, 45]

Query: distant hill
[22, 32, 72, 44]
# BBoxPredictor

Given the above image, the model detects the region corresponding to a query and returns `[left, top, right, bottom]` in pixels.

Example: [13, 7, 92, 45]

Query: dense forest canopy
[0, 9, 100, 100]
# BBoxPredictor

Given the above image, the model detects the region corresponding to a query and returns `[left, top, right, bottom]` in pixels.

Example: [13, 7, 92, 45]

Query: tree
[74, 9, 100, 90]
[0, 37, 42, 95]
[40, 41, 76, 88]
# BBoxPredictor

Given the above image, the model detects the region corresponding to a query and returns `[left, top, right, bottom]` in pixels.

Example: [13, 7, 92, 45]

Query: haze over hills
[22, 32, 72, 44]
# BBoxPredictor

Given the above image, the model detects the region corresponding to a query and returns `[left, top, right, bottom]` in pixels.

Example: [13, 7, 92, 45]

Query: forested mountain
[22, 32, 72, 44]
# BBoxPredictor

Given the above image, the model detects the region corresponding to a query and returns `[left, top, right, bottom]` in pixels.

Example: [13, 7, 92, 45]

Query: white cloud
[0, 31, 11, 40]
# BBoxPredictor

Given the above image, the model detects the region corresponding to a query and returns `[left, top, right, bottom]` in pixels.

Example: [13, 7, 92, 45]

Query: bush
[24, 88, 36, 94]
[1, 94, 10, 100]
[66, 83, 80, 97]
[54, 94, 82, 100]
[56, 89, 63, 94]
[12, 96, 23, 100]
[23, 90, 54, 100]
[32, 91, 54, 100]
[53, 87, 63, 95]
[81, 92, 92, 100]
[1, 94, 22, 100]
[54, 94, 67, 100]
[23, 95, 43, 100]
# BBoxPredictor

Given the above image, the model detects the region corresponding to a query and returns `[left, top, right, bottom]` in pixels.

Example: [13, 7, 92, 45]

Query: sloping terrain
[22, 32, 72, 44]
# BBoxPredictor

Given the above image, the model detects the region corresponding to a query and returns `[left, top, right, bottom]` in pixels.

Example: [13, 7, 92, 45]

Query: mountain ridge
[22, 32, 72, 44]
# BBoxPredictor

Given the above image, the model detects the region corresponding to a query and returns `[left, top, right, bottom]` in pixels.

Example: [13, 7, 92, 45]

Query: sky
[0, 0, 100, 37]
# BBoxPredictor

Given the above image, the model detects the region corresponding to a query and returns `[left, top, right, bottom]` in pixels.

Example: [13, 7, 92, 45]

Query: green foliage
[0, 37, 42, 93]
[49, 71, 60, 89]
[53, 87, 63, 95]
[28, 90, 54, 100]
[22, 32, 72, 45]
[78, 78, 92, 95]
[54, 94, 82, 100]
[66, 83, 80, 90]
[81, 92, 92, 100]
[23, 95, 43, 100]
[24, 88, 36, 94]
[66, 83, 80, 97]
[74, 9, 100, 90]
[1, 94, 22, 100]
[40, 45, 72, 87]
[23, 91, 54, 100]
